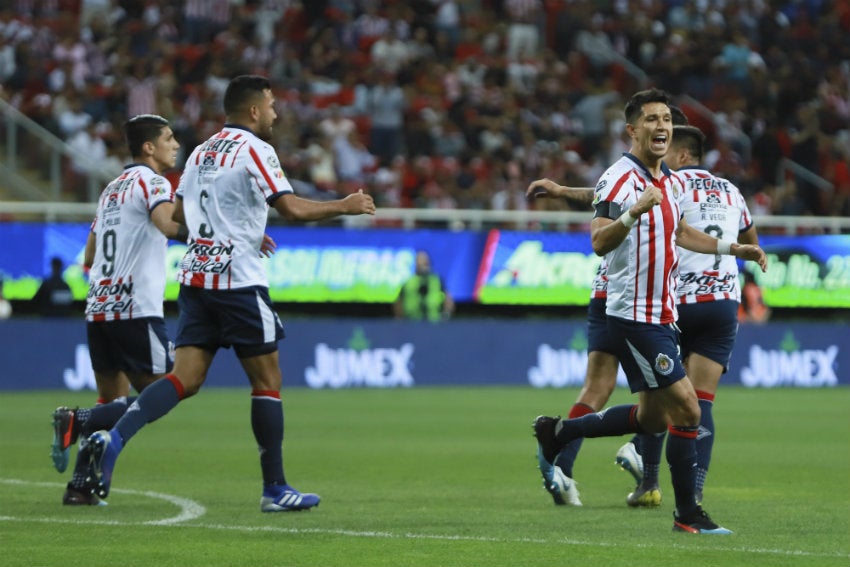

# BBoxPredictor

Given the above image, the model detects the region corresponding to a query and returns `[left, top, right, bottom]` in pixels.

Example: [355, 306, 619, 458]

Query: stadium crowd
[1, 0, 849, 215]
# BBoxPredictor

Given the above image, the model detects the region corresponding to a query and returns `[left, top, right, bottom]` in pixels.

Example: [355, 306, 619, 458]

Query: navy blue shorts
[677, 300, 739, 373]
[606, 315, 686, 393]
[587, 297, 618, 355]
[87, 317, 173, 375]
[175, 285, 284, 359]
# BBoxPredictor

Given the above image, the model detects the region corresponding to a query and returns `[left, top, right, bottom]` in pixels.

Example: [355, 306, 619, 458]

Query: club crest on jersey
[654, 353, 675, 375]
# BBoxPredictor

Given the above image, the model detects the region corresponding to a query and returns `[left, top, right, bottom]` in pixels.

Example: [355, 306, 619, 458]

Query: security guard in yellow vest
[393, 250, 454, 321]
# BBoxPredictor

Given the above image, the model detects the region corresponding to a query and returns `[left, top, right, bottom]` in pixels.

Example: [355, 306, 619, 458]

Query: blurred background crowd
[2, 0, 849, 216]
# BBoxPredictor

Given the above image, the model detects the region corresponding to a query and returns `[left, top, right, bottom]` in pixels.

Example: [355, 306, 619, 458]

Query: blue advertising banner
[1, 318, 846, 391]
[1, 222, 849, 307]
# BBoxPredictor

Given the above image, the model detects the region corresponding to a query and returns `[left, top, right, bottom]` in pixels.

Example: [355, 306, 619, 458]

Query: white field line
[1, 478, 846, 560]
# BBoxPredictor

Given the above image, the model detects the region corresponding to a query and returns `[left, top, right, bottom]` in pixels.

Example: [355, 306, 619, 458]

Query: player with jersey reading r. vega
[51, 114, 186, 505]
[533, 88, 767, 534]
[80, 75, 376, 512]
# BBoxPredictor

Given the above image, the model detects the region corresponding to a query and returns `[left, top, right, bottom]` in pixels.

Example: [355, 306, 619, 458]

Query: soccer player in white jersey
[82, 75, 376, 512]
[51, 114, 187, 505]
[533, 88, 767, 534]
[622, 124, 760, 508]
[524, 107, 690, 507]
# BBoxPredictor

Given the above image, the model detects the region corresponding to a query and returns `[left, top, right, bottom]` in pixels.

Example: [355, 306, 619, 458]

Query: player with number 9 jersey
[86, 165, 175, 321]
[175, 126, 294, 290]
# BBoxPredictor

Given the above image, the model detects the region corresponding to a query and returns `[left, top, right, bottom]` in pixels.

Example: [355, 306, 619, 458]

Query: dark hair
[671, 125, 706, 162]
[670, 105, 689, 126]
[124, 114, 169, 157]
[223, 75, 271, 116]
[623, 88, 673, 124]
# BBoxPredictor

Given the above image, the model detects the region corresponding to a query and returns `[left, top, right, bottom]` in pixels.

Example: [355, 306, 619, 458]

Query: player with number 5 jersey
[175, 124, 289, 290]
[81, 75, 376, 513]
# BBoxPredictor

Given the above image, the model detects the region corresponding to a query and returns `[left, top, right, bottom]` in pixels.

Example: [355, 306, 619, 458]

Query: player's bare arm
[737, 224, 759, 246]
[151, 202, 188, 241]
[677, 219, 768, 272]
[526, 178, 594, 208]
[84, 230, 96, 269]
[172, 197, 186, 225]
[591, 186, 662, 256]
[273, 189, 376, 222]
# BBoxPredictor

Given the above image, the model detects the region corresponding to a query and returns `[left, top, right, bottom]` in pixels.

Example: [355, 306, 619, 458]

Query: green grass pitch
[1, 386, 848, 567]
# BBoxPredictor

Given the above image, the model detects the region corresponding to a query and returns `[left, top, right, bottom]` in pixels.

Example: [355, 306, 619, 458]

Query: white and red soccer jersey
[86, 164, 173, 321]
[594, 154, 683, 324]
[673, 167, 753, 304]
[590, 259, 608, 300]
[175, 125, 294, 290]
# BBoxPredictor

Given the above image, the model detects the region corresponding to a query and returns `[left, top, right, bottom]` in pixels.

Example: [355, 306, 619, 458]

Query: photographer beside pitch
[533, 88, 767, 534]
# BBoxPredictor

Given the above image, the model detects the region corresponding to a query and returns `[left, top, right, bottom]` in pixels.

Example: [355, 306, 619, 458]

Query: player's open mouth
[651, 134, 667, 149]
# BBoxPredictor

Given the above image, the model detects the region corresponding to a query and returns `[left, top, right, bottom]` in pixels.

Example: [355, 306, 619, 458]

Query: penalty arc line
[1, 479, 846, 559]
[0, 478, 206, 525]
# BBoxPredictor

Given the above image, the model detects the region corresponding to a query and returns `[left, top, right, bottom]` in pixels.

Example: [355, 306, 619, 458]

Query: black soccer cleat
[532, 415, 561, 466]
[673, 507, 732, 534]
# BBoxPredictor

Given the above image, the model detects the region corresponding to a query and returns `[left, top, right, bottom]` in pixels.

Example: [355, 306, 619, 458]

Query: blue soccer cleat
[260, 484, 321, 512]
[82, 430, 123, 500]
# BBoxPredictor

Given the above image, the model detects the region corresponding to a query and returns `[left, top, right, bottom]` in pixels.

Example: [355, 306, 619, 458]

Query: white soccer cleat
[615, 441, 644, 485]
[544, 465, 582, 507]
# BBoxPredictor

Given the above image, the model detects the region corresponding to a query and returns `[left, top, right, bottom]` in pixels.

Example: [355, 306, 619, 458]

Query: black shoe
[532, 415, 561, 465]
[673, 507, 732, 534]
[62, 483, 106, 506]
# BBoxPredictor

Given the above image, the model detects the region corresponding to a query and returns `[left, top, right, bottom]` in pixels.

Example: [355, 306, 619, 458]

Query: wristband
[716, 239, 733, 255]
[619, 210, 637, 228]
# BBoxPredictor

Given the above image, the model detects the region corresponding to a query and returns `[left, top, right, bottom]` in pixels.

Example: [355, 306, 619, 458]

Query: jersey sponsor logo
[186, 240, 235, 257]
[88, 280, 134, 298]
[654, 353, 674, 375]
[594, 179, 608, 195]
[687, 177, 732, 193]
[86, 280, 135, 314]
[151, 176, 168, 196]
[678, 272, 738, 296]
[200, 138, 239, 154]
[184, 240, 234, 274]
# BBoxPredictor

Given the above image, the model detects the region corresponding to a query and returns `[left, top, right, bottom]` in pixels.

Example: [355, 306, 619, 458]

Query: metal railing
[0, 98, 120, 202]
[0, 200, 847, 234]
